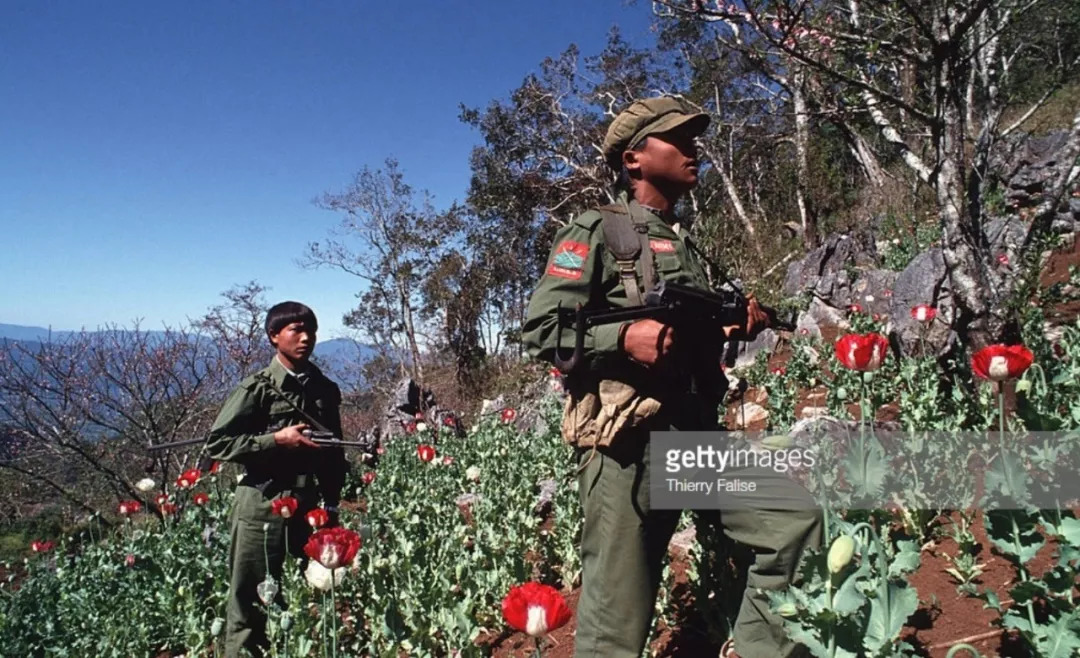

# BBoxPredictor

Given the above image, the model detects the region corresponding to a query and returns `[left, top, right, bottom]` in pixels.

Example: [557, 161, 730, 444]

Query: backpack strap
[598, 202, 656, 306]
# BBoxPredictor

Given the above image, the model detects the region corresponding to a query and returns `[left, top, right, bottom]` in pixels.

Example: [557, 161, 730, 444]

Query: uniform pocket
[267, 400, 295, 430]
[653, 252, 683, 275]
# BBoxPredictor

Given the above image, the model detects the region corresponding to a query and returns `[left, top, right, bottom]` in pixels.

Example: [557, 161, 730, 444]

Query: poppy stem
[331, 573, 338, 658]
[533, 636, 542, 658]
[321, 591, 328, 658]
[998, 385, 1005, 438]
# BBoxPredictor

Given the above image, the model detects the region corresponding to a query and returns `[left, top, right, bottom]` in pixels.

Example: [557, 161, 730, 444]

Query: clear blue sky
[1, 1, 654, 339]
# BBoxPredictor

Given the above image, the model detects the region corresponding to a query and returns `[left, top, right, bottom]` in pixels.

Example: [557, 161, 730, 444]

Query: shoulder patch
[548, 240, 589, 280]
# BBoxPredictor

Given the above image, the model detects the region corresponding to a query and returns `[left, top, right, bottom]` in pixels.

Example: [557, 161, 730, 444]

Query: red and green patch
[548, 241, 589, 279]
[650, 239, 676, 253]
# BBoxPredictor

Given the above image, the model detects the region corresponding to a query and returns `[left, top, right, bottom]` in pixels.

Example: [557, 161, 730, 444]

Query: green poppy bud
[762, 434, 795, 450]
[280, 612, 293, 632]
[210, 618, 224, 637]
[1016, 379, 1031, 393]
[862, 371, 875, 383]
[828, 535, 856, 574]
[836, 387, 848, 401]
[776, 602, 798, 618]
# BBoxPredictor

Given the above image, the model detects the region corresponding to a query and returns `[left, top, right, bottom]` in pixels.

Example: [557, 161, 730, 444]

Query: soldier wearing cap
[522, 97, 822, 658]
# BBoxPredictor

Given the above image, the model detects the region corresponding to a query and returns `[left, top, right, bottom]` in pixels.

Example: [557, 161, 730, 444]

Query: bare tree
[306, 159, 463, 390]
[0, 285, 274, 521]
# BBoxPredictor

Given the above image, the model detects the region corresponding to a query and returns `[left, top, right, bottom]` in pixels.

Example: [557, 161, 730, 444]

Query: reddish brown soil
[1039, 233, 1080, 326]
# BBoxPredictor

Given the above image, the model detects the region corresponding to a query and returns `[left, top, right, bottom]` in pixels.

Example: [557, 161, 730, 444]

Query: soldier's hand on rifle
[621, 319, 676, 367]
[274, 424, 320, 449]
[724, 295, 769, 341]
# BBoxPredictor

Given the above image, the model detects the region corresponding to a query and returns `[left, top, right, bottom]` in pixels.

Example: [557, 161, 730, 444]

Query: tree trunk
[792, 68, 818, 249]
[398, 281, 425, 392]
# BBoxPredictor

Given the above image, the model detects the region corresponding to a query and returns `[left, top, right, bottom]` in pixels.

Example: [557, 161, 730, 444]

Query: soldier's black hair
[265, 301, 318, 341]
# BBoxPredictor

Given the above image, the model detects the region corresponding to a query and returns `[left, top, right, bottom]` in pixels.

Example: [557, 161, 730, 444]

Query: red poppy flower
[910, 305, 936, 323]
[125, 554, 136, 567]
[502, 582, 572, 637]
[442, 415, 457, 427]
[501, 408, 517, 423]
[304, 527, 362, 569]
[306, 508, 330, 529]
[176, 468, 201, 489]
[362, 471, 376, 486]
[118, 500, 142, 516]
[872, 313, 882, 322]
[834, 333, 889, 371]
[417, 444, 436, 462]
[271, 496, 299, 519]
[192, 492, 210, 506]
[30, 540, 55, 553]
[882, 289, 893, 298]
[376, 445, 386, 455]
[155, 493, 169, 506]
[997, 253, 1010, 266]
[404, 421, 417, 434]
[549, 367, 562, 377]
[971, 344, 1034, 381]
[848, 304, 863, 314]
[160, 503, 178, 515]
[209, 461, 221, 474]
[415, 411, 425, 420]
[442, 455, 455, 466]
[770, 366, 786, 376]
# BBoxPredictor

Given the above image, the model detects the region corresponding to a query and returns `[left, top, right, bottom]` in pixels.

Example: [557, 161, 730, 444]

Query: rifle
[145, 430, 371, 453]
[301, 430, 372, 449]
[553, 279, 796, 374]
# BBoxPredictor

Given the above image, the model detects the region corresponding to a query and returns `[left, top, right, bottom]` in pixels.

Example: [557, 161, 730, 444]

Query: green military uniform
[206, 357, 347, 658]
[522, 193, 822, 658]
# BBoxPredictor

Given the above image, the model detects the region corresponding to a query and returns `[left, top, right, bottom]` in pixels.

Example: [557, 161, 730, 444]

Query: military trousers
[225, 484, 315, 658]
[572, 421, 823, 658]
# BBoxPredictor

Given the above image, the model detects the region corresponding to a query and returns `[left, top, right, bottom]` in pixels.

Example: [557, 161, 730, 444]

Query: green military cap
[602, 96, 710, 170]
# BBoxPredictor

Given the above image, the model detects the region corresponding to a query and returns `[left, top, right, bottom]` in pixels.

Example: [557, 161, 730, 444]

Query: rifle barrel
[146, 437, 206, 452]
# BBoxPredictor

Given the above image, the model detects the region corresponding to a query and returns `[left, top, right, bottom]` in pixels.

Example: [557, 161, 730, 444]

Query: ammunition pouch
[560, 376, 662, 448]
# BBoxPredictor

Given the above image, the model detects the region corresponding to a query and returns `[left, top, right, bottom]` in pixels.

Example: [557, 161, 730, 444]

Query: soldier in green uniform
[522, 97, 822, 658]
[206, 301, 348, 658]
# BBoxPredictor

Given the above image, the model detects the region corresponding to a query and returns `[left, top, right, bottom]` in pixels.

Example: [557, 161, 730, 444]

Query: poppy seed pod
[828, 535, 856, 574]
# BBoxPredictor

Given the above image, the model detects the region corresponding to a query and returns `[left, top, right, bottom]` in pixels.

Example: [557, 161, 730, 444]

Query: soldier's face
[271, 322, 316, 365]
[631, 128, 700, 192]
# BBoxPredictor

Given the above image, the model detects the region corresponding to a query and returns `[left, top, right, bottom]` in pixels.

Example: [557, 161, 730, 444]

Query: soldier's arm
[521, 215, 625, 371]
[205, 382, 276, 464]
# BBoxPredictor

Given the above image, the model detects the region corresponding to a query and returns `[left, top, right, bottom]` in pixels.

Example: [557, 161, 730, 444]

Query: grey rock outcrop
[888, 248, 957, 357]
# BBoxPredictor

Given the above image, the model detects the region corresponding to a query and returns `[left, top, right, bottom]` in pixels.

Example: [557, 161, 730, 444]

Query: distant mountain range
[0, 323, 377, 388]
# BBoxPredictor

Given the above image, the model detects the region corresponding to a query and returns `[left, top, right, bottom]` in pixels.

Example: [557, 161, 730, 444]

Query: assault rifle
[553, 279, 796, 374]
[145, 430, 370, 452]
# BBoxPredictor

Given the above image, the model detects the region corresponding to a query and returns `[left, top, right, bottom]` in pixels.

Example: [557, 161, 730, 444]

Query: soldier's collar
[269, 355, 312, 387]
[630, 196, 679, 226]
